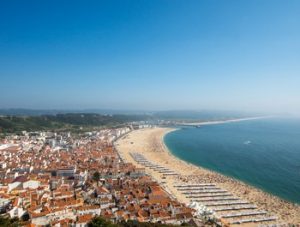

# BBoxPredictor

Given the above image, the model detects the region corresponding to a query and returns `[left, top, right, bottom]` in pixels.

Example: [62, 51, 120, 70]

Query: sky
[0, 0, 300, 114]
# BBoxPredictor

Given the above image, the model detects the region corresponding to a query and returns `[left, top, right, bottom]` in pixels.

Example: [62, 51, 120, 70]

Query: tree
[0, 216, 20, 227]
[88, 217, 117, 227]
[92, 171, 101, 185]
[117, 220, 182, 227]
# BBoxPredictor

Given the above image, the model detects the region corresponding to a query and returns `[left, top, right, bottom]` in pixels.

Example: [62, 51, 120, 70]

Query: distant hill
[0, 109, 261, 133]
[0, 113, 153, 133]
[0, 108, 150, 116]
[0, 108, 260, 119]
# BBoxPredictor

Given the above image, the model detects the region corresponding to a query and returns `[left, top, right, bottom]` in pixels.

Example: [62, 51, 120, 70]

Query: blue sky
[0, 0, 300, 113]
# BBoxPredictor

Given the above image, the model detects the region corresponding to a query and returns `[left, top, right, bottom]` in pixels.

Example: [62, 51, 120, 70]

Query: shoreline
[163, 127, 299, 206]
[115, 127, 300, 224]
[177, 116, 273, 126]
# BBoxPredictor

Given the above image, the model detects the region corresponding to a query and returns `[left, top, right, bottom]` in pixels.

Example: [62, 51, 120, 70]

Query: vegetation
[88, 217, 117, 227]
[92, 171, 101, 185]
[88, 217, 190, 227]
[117, 220, 188, 227]
[0, 113, 153, 134]
[0, 216, 20, 227]
[0, 109, 252, 134]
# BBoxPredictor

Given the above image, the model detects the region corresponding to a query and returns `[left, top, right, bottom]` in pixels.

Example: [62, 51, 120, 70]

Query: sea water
[164, 118, 300, 204]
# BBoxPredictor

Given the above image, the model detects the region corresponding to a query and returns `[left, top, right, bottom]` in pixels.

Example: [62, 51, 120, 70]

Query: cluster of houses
[0, 127, 194, 226]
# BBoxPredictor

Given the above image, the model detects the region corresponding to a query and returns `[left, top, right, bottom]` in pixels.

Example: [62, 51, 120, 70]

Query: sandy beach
[114, 127, 300, 225]
[177, 116, 273, 126]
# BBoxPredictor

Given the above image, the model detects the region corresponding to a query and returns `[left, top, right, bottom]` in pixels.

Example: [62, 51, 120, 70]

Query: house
[23, 180, 40, 190]
[75, 205, 101, 216]
[75, 214, 94, 227]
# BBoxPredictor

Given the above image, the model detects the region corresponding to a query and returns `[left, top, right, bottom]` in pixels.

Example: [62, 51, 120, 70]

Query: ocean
[164, 118, 300, 204]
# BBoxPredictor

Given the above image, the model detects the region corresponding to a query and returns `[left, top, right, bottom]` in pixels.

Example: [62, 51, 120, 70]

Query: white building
[23, 180, 40, 190]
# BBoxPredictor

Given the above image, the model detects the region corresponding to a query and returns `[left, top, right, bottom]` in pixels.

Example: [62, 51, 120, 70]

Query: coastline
[176, 116, 274, 126]
[115, 127, 300, 224]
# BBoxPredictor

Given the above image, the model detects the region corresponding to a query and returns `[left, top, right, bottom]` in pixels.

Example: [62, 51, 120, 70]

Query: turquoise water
[164, 118, 300, 204]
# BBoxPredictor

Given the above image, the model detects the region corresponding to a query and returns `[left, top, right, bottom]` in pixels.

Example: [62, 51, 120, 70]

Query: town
[0, 126, 195, 226]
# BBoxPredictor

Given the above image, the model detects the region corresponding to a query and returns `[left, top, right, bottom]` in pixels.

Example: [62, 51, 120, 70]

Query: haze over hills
[0, 108, 149, 116]
[0, 108, 265, 118]
[0, 108, 266, 133]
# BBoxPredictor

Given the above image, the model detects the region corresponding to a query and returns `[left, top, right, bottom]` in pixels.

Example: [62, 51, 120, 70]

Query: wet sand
[114, 127, 300, 224]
